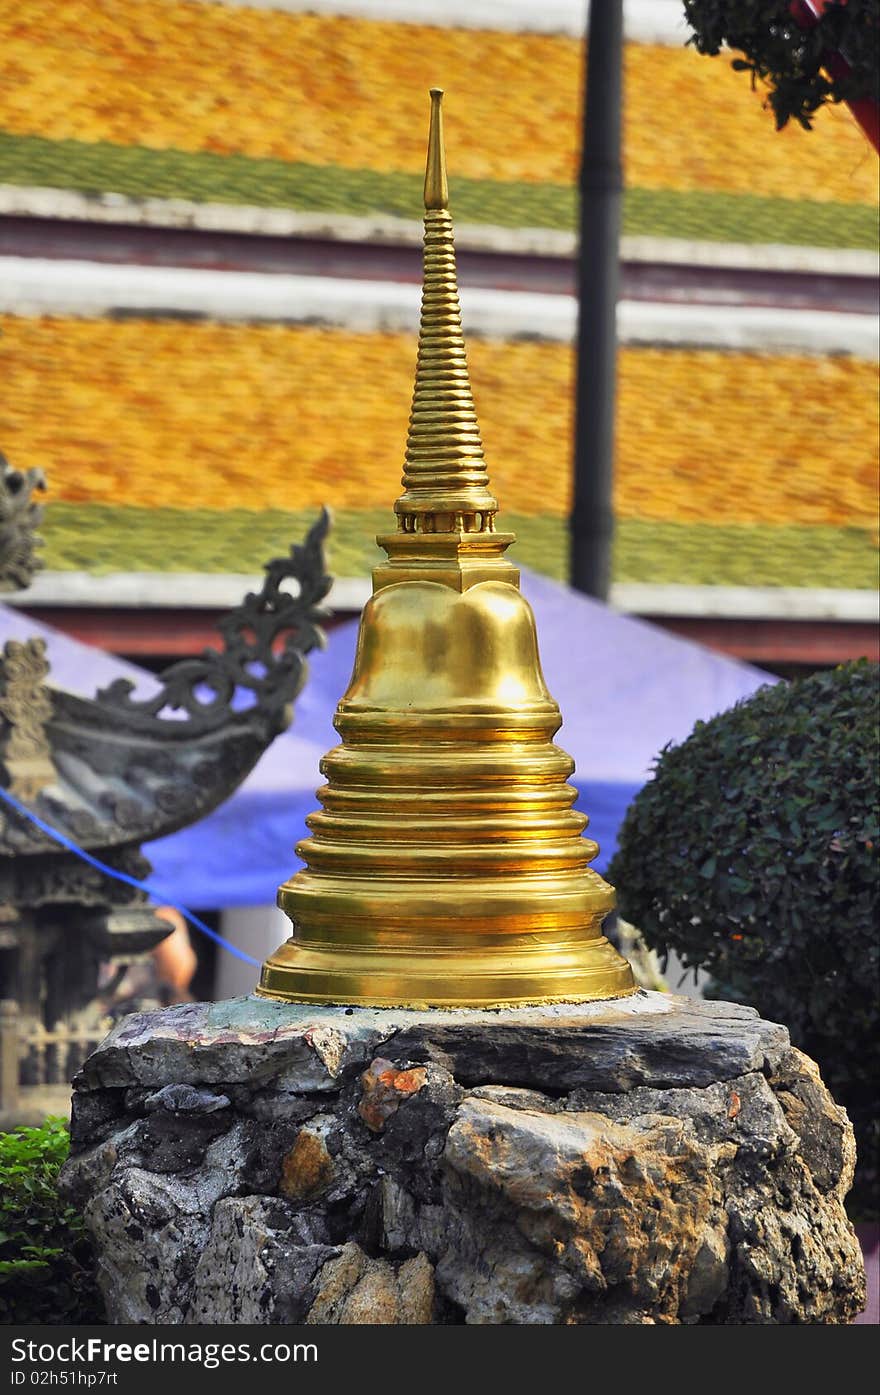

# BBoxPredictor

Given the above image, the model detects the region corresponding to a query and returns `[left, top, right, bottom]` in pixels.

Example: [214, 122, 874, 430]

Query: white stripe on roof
[193, 0, 691, 43]
[0, 255, 876, 355]
[6, 573, 877, 620]
[2, 185, 877, 278]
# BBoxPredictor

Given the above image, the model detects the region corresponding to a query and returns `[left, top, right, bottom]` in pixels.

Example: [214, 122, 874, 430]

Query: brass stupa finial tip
[424, 87, 448, 210]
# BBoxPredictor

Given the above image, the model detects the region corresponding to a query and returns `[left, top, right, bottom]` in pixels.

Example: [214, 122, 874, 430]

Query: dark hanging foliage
[683, 0, 880, 130]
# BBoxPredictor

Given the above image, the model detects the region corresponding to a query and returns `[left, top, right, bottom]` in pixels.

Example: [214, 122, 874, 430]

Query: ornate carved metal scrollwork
[94, 509, 332, 736]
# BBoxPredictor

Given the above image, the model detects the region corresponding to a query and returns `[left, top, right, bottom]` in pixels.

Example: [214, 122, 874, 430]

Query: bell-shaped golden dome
[257, 90, 634, 1007]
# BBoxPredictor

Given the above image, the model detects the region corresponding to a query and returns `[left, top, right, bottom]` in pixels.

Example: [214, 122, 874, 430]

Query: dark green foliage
[683, 0, 880, 130]
[609, 662, 880, 1216]
[0, 1118, 104, 1325]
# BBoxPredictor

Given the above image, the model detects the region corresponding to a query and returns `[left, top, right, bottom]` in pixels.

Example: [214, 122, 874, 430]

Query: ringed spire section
[394, 88, 498, 535]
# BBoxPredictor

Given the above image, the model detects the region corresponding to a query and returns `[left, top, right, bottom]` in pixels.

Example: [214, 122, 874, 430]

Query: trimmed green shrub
[0, 1118, 104, 1324]
[683, 0, 880, 130]
[609, 661, 880, 1216]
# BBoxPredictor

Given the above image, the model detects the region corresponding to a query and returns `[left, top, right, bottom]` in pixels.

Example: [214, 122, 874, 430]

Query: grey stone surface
[61, 991, 866, 1326]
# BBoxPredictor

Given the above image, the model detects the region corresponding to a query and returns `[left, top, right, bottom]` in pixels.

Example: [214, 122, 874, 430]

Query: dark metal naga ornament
[0, 500, 331, 1119]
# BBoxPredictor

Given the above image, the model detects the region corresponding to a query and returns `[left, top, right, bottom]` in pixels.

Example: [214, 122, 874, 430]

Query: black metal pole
[570, 0, 624, 599]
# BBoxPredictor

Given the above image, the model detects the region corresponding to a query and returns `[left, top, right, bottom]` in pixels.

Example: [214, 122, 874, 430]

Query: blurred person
[97, 905, 197, 1015]
[151, 907, 198, 1004]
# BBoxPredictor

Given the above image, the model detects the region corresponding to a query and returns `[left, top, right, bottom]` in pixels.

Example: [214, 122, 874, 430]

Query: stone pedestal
[60, 991, 866, 1325]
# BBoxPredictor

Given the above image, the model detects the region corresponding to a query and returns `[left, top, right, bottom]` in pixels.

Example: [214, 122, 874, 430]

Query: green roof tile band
[1, 132, 876, 249]
[41, 504, 878, 590]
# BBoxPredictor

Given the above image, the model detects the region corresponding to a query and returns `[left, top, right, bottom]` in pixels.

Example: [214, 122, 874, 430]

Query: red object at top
[790, 0, 880, 150]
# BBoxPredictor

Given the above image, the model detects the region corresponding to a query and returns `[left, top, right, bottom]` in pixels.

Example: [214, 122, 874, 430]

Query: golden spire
[393, 89, 499, 534]
[256, 91, 635, 1009]
[375, 90, 516, 593]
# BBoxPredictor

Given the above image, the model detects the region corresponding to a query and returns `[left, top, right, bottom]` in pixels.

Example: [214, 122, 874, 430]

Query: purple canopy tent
[1, 570, 774, 909]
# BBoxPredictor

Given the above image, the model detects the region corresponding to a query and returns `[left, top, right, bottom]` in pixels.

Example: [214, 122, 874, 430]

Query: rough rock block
[60, 991, 865, 1325]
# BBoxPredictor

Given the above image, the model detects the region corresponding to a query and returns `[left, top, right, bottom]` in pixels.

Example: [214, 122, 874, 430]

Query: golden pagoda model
[257, 90, 635, 1008]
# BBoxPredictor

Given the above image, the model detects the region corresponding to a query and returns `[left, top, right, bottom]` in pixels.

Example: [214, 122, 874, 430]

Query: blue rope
[0, 783, 261, 968]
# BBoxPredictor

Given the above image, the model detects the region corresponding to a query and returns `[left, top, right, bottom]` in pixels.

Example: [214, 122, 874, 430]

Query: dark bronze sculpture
[0, 494, 331, 1120]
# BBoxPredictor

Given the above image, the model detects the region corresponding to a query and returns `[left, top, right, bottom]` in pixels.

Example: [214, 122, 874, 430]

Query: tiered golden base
[257, 580, 635, 1008]
[258, 921, 635, 1009]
